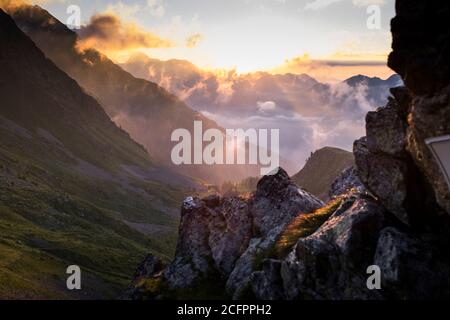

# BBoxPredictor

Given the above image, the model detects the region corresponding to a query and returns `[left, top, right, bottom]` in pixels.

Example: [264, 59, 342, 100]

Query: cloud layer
[122, 53, 401, 173]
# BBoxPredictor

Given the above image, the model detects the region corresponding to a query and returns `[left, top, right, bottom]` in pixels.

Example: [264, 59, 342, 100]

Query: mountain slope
[292, 147, 354, 200]
[0, 8, 191, 299]
[4, 4, 258, 183]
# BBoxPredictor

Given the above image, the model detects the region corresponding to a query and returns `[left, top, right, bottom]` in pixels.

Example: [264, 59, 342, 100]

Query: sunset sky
[28, 0, 395, 80]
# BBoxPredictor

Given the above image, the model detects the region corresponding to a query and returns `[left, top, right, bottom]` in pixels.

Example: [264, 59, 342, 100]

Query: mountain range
[6, 3, 261, 183]
[122, 53, 402, 171]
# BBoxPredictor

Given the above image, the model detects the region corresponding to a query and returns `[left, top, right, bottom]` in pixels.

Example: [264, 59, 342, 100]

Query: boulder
[280, 195, 392, 299]
[164, 168, 323, 294]
[328, 166, 366, 199]
[374, 227, 450, 299]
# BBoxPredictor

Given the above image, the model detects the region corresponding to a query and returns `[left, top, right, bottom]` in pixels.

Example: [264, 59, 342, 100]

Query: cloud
[257, 101, 277, 112]
[78, 13, 173, 52]
[186, 33, 204, 48]
[271, 54, 390, 82]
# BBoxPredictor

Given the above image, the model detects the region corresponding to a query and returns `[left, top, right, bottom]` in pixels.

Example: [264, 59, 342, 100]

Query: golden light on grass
[273, 196, 345, 259]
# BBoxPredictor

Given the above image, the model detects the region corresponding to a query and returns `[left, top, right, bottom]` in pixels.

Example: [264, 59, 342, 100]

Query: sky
[27, 0, 395, 79]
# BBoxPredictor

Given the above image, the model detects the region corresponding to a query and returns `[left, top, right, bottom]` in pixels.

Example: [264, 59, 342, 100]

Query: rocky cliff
[128, 0, 450, 300]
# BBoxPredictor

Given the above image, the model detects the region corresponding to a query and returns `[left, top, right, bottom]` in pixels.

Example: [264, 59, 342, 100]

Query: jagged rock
[366, 98, 407, 156]
[251, 259, 285, 300]
[354, 137, 410, 225]
[374, 227, 450, 299]
[328, 166, 366, 199]
[208, 197, 252, 275]
[281, 195, 392, 300]
[252, 168, 324, 236]
[225, 169, 323, 298]
[388, 1, 450, 96]
[162, 168, 323, 295]
[164, 195, 252, 289]
[387, 0, 450, 216]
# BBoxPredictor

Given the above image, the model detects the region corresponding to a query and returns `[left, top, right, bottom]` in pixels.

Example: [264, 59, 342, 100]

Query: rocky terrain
[127, 0, 450, 300]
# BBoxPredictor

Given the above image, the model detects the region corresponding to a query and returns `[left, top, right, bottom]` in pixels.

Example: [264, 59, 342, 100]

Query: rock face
[354, 1, 450, 225]
[387, 0, 450, 216]
[129, 168, 324, 298]
[328, 166, 366, 199]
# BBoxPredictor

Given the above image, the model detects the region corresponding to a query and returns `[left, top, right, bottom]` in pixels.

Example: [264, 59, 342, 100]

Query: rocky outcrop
[354, 1, 450, 225]
[387, 0, 450, 216]
[374, 227, 450, 299]
[128, 168, 324, 299]
[328, 166, 366, 199]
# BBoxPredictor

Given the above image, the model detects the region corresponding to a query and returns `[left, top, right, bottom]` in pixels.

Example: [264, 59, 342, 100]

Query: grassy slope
[0, 120, 184, 299]
[292, 147, 354, 200]
[0, 10, 187, 299]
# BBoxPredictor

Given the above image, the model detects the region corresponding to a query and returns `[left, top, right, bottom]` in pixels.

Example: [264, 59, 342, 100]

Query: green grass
[0, 125, 188, 299]
[132, 272, 229, 300]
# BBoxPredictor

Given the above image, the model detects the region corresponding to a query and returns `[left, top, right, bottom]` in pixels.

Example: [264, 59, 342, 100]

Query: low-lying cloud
[121, 54, 400, 174]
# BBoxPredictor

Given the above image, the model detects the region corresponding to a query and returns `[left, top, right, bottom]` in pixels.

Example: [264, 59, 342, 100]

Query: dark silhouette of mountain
[0, 8, 196, 299]
[6, 4, 259, 183]
[292, 147, 354, 200]
[344, 74, 402, 87]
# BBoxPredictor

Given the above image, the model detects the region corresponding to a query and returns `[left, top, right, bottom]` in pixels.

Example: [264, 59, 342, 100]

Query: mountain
[0, 8, 196, 299]
[291, 147, 354, 200]
[344, 74, 403, 108]
[5, 4, 259, 183]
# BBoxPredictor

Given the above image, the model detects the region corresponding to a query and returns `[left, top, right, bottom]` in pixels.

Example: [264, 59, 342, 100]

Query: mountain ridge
[292, 146, 355, 200]
[5, 4, 260, 184]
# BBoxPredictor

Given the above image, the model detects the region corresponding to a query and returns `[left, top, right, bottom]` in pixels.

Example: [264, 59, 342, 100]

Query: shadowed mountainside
[0, 8, 194, 299]
[5, 4, 260, 184]
[292, 147, 355, 200]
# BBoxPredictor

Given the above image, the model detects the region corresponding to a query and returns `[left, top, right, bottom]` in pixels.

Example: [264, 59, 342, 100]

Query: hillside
[292, 147, 354, 200]
[0, 9, 192, 299]
[6, 4, 260, 183]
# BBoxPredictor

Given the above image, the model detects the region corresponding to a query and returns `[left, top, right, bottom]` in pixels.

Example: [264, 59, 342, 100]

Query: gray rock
[164, 167, 323, 294]
[281, 196, 391, 300]
[374, 227, 450, 299]
[251, 259, 285, 300]
[366, 99, 407, 156]
[328, 166, 366, 199]
[354, 137, 410, 225]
